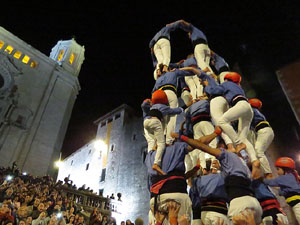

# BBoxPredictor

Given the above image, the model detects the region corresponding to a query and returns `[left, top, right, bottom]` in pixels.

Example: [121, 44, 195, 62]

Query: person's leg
[164, 90, 179, 145]
[181, 91, 192, 106]
[197, 121, 217, 162]
[218, 101, 251, 149]
[210, 97, 233, 146]
[228, 196, 262, 225]
[201, 211, 229, 225]
[194, 44, 213, 74]
[255, 127, 274, 175]
[158, 38, 171, 69]
[185, 76, 197, 100]
[147, 118, 166, 175]
[192, 122, 206, 169]
[153, 42, 163, 66]
[192, 75, 203, 98]
[143, 120, 156, 152]
[150, 193, 192, 224]
[292, 202, 300, 224]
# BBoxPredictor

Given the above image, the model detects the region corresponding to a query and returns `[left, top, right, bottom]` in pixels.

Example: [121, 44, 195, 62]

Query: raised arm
[171, 132, 222, 157]
[179, 66, 201, 75]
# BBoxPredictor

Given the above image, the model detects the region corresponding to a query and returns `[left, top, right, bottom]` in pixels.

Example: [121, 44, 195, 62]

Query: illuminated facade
[57, 104, 150, 224]
[0, 26, 85, 176]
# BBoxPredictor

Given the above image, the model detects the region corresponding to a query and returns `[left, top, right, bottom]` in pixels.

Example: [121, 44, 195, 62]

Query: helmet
[224, 72, 241, 84]
[275, 157, 295, 169]
[249, 98, 262, 109]
[151, 90, 168, 105]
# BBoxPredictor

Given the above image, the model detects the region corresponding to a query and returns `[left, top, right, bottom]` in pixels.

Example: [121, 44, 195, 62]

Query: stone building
[57, 104, 150, 224]
[0, 26, 85, 177]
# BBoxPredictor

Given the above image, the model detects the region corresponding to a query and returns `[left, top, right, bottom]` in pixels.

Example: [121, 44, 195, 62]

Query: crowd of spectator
[0, 165, 135, 225]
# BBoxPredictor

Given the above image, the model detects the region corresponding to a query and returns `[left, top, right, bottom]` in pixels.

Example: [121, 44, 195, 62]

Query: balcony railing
[57, 186, 111, 215]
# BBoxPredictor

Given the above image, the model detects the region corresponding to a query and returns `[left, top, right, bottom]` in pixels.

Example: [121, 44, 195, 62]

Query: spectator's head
[26, 216, 32, 225]
[70, 207, 75, 214]
[17, 206, 28, 218]
[3, 221, 13, 225]
[24, 195, 33, 204]
[78, 215, 85, 224]
[126, 219, 132, 225]
[103, 215, 108, 221]
[49, 214, 58, 225]
[69, 216, 75, 224]
[121, 221, 125, 225]
[5, 188, 14, 196]
[19, 220, 26, 225]
[56, 198, 63, 206]
[0, 203, 9, 214]
[33, 198, 40, 207]
[134, 218, 143, 225]
[37, 203, 45, 212]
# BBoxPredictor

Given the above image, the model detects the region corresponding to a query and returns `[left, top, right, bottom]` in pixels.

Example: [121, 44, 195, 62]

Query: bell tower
[50, 38, 85, 76]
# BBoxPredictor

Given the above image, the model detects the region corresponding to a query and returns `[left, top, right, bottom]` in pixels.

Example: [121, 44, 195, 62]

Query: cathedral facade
[0, 26, 85, 177]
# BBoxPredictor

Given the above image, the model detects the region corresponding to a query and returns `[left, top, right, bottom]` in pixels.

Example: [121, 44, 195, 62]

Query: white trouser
[201, 211, 229, 225]
[191, 219, 201, 225]
[143, 118, 165, 165]
[228, 196, 263, 225]
[194, 43, 213, 74]
[181, 90, 191, 106]
[154, 38, 171, 68]
[185, 154, 193, 172]
[191, 121, 217, 169]
[219, 71, 230, 84]
[209, 96, 233, 146]
[292, 202, 300, 224]
[255, 127, 274, 174]
[149, 193, 192, 225]
[218, 101, 257, 162]
[184, 75, 203, 100]
[164, 90, 179, 145]
[262, 213, 289, 225]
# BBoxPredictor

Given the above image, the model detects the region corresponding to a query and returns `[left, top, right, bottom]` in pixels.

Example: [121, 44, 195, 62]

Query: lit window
[57, 49, 65, 61]
[0, 40, 4, 49]
[22, 55, 30, 64]
[13, 51, 22, 59]
[5, 45, 14, 54]
[69, 53, 75, 64]
[30, 61, 37, 68]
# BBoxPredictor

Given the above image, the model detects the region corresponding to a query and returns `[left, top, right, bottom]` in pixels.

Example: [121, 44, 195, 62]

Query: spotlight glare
[93, 139, 107, 152]
[55, 160, 63, 168]
[6, 175, 13, 181]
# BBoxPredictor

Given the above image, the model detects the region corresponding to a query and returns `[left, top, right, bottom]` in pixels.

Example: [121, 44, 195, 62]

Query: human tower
[141, 19, 300, 225]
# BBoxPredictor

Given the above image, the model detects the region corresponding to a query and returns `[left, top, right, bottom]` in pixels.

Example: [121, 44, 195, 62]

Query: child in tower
[142, 90, 187, 175]
[264, 157, 300, 224]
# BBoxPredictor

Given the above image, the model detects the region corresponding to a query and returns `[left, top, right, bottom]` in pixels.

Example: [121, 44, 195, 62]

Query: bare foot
[162, 65, 168, 73]
[152, 164, 166, 175]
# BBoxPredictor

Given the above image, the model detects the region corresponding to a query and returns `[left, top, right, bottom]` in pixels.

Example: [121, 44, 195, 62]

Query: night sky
[1, 1, 300, 160]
